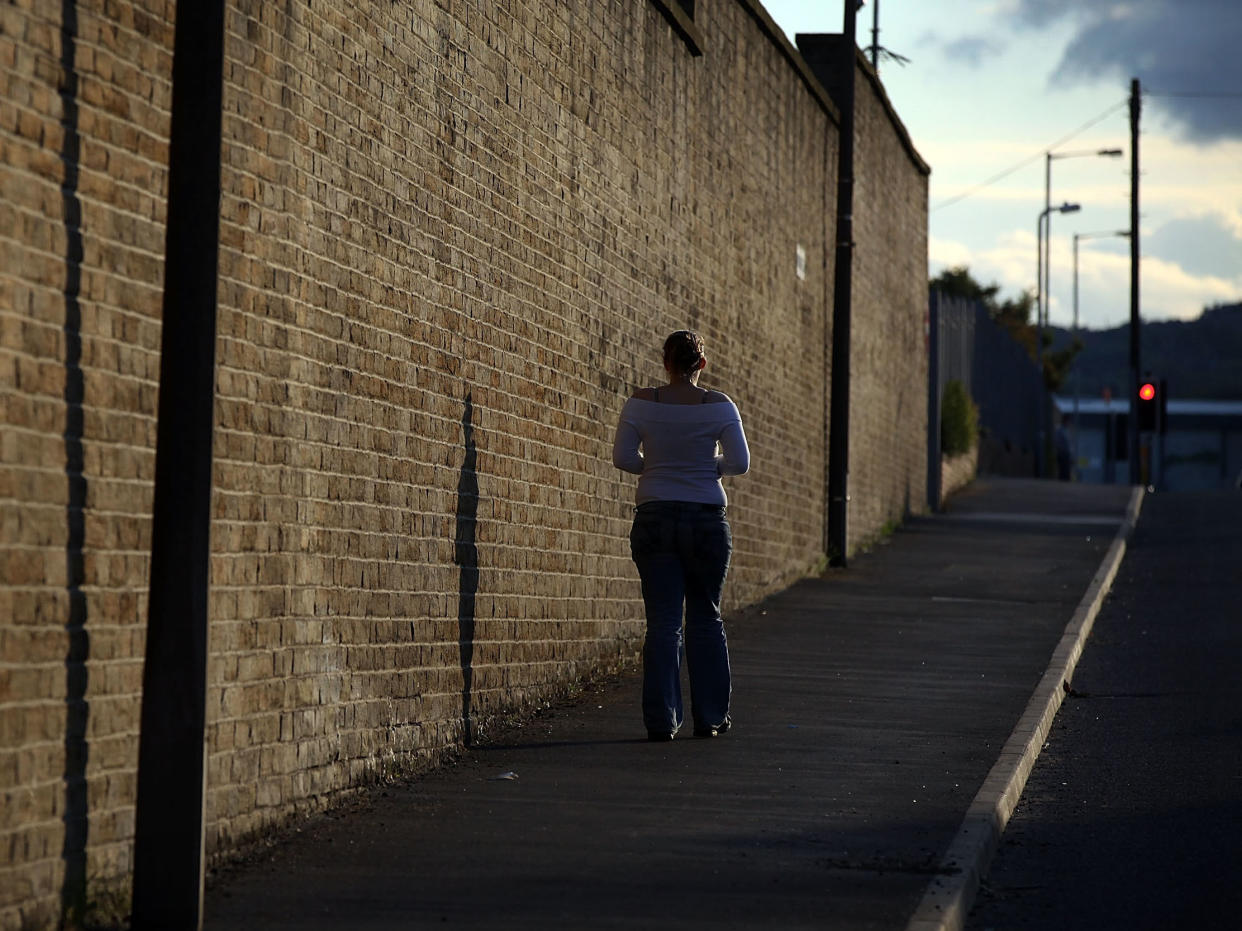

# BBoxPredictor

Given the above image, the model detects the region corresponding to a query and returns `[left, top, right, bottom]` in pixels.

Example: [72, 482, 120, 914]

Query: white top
[612, 397, 750, 505]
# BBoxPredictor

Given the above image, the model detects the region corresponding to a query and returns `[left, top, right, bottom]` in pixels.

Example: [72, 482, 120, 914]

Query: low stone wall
[941, 445, 980, 506]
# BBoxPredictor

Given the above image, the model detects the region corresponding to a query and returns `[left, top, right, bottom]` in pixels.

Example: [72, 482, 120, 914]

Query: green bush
[941, 379, 979, 456]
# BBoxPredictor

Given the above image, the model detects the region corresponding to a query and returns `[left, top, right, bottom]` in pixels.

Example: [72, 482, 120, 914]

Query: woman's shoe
[693, 717, 731, 738]
[647, 730, 674, 742]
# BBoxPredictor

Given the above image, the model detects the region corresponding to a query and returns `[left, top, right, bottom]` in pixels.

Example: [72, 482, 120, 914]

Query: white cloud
[1146, 214, 1242, 280]
[765, 0, 1242, 331]
[928, 232, 979, 266]
[929, 228, 1040, 307]
[929, 227, 1240, 330]
[1041, 232, 1241, 328]
[1140, 138, 1242, 225]
[1139, 256, 1242, 323]
[1057, 248, 1132, 329]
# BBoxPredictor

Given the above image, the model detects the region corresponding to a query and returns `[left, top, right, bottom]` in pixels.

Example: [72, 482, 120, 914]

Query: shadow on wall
[59, 0, 90, 923]
[454, 393, 479, 746]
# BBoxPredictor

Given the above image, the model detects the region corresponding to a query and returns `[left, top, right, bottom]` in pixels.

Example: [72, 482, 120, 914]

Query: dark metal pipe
[131, 1, 226, 927]
[870, 0, 879, 70]
[828, 4, 858, 566]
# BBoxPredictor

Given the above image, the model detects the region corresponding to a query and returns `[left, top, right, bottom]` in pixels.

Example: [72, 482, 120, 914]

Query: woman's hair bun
[663, 330, 705, 376]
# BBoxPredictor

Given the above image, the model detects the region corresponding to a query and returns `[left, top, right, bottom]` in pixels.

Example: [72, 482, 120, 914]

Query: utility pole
[828, 1, 858, 566]
[1128, 78, 1142, 474]
[869, 0, 879, 70]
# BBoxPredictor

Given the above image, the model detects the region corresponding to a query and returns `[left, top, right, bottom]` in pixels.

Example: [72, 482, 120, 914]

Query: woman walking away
[612, 330, 750, 741]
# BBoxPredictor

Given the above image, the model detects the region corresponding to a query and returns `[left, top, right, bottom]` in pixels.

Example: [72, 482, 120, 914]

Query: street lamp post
[1042, 148, 1123, 335]
[1071, 228, 1131, 477]
[1036, 201, 1081, 477]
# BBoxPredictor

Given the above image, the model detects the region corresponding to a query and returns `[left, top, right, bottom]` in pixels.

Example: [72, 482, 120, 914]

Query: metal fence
[928, 290, 1047, 504]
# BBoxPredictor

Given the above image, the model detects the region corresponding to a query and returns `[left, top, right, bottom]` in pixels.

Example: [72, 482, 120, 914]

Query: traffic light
[1137, 379, 1158, 432]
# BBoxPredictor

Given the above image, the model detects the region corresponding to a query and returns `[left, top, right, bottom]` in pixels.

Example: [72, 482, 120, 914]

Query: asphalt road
[968, 490, 1242, 931]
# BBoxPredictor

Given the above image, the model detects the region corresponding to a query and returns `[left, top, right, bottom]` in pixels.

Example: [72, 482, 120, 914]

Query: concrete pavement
[205, 477, 1139, 930]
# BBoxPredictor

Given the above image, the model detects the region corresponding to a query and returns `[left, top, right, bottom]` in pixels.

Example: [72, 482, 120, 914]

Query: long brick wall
[842, 48, 930, 549]
[799, 36, 931, 552]
[203, 0, 840, 856]
[1, 2, 929, 926]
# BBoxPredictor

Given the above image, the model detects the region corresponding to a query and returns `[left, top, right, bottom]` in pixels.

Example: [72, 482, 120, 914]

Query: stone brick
[1, 0, 174, 923]
[2, 2, 931, 924]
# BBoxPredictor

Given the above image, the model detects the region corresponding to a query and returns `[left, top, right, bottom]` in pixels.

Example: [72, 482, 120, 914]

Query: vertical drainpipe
[827, 13, 857, 566]
[131, 1, 226, 928]
[822, 95, 833, 560]
[1128, 78, 1141, 474]
[926, 289, 941, 512]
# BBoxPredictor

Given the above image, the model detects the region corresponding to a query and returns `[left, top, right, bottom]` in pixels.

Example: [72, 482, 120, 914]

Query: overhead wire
[933, 88, 1242, 212]
[931, 99, 1129, 212]
[1144, 90, 1242, 98]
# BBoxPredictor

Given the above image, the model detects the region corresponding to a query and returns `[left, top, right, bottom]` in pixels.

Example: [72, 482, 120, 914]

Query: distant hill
[1050, 301, 1242, 400]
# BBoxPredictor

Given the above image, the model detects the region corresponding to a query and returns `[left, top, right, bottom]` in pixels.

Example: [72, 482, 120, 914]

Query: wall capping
[852, 45, 931, 177]
[795, 34, 929, 177]
[734, 0, 840, 124]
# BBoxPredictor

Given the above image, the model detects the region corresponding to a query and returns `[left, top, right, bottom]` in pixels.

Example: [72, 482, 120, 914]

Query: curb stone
[906, 485, 1147, 931]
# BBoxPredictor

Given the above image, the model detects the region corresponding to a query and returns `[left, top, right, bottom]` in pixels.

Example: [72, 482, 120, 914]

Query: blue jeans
[629, 502, 733, 735]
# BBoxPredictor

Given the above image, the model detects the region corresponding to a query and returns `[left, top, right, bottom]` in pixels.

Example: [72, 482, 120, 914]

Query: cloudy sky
[763, 0, 1242, 330]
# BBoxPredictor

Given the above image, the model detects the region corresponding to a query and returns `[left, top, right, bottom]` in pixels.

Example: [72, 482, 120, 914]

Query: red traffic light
[1139, 382, 1157, 401]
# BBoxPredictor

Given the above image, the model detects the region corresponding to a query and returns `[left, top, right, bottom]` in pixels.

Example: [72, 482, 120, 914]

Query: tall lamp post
[1036, 202, 1081, 476]
[1042, 148, 1123, 335]
[1071, 229, 1131, 475]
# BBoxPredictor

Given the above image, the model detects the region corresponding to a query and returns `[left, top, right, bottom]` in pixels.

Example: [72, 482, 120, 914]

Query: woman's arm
[612, 416, 645, 474]
[716, 416, 750, 476]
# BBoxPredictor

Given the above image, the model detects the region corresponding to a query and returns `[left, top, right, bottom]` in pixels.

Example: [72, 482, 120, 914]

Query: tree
[992, 290, 1037, 360]
[930, 266, 1000, 308]
[1040, 330, 1082, 394]
[930, 266, 1078, 391]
